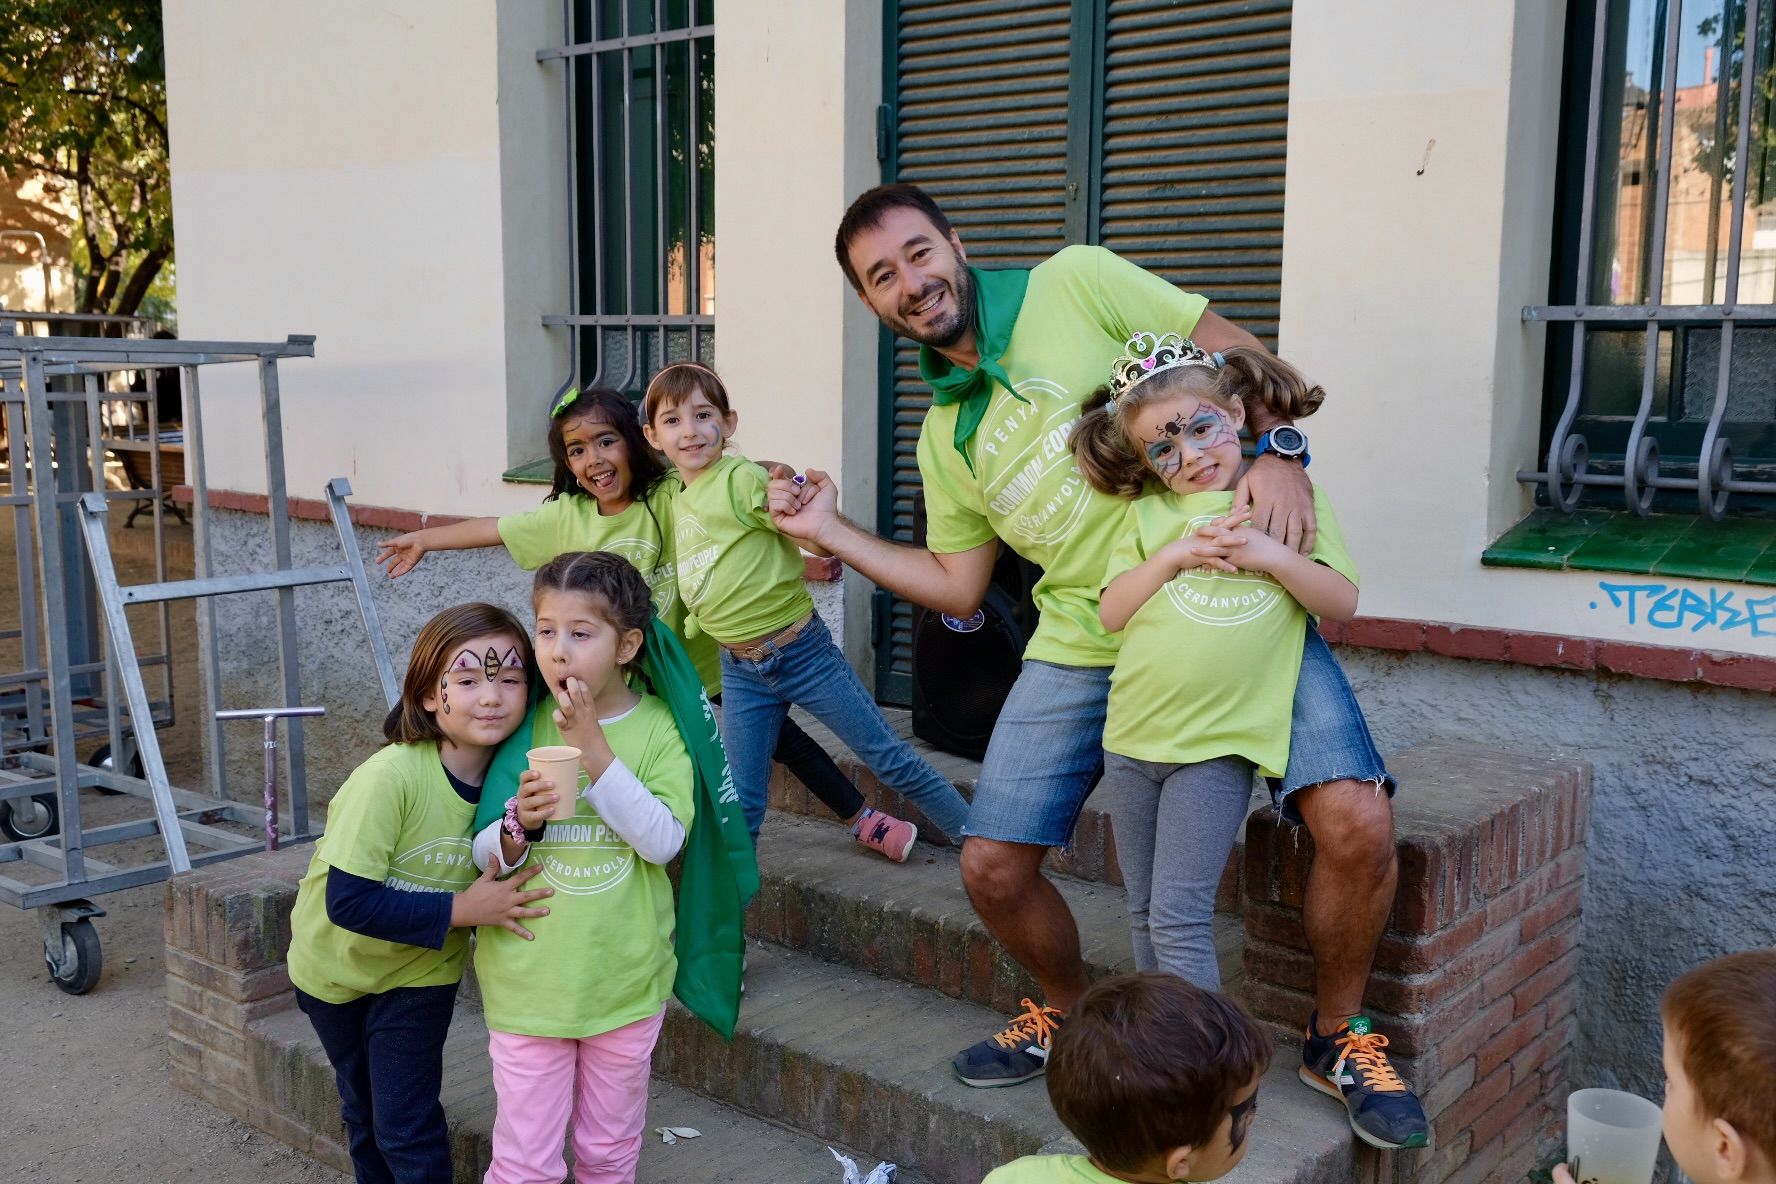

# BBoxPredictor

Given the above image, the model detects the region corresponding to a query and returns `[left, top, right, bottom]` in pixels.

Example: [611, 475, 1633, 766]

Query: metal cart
[0, 318, 398, 992]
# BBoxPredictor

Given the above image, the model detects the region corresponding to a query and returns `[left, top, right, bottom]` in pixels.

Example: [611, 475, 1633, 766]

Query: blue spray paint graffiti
[1590, 582, 1776, 638]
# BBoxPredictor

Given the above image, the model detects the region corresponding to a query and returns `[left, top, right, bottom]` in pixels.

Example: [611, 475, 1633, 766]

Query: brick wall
[1241, 741, 1592, 1184]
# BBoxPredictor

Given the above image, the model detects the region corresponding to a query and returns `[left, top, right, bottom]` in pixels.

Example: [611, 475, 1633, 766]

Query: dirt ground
[1, 495, 346, 1183]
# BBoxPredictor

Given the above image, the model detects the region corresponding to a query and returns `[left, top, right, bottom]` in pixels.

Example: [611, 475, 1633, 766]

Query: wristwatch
[1254, 426, 1311, 467]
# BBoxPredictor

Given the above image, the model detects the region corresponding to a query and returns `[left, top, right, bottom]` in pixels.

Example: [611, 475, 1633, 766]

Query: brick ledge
[174, 486, 845, 583]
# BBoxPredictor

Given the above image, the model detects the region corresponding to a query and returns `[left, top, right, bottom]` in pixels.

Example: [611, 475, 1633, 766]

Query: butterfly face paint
[450, 646, 525, 682]
[427, 634, 530, 751]
[1127, 394, 1243, 494]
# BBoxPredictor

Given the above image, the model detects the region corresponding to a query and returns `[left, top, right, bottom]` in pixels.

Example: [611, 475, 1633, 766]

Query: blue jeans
[718, 613, 970, 841]
[295, 982, 458, 1184]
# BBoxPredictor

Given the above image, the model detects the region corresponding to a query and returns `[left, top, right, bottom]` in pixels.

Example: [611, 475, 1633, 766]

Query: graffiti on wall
[1590, 581, 1776, 638]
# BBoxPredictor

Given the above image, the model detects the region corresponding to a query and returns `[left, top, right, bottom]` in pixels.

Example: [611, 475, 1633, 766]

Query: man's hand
[769, 468, 839, 548]
[1233, 453, 1315, 554]
[450, 861, 552, 938]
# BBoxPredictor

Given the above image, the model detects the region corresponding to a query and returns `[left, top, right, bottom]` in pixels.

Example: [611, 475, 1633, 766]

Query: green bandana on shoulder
[919, 265, 1031, 472]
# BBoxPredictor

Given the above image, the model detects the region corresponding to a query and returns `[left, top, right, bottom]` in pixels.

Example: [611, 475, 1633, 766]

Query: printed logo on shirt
[385, 836, 477, 892]
[978, 378, 1092, 552]
[1162, 514, 1286, 626]
[675, 512, 719, 609]
[533, 815, 638, 896]
[602, 535, 677, 615]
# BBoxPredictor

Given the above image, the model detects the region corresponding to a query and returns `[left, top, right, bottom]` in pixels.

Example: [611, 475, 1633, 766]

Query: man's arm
[768, 470, 997, 618]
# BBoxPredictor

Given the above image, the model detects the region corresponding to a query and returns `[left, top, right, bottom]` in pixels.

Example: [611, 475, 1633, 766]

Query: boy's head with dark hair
[1659, 948, 1776, 1184]
[1046, 972, 1272, 1182]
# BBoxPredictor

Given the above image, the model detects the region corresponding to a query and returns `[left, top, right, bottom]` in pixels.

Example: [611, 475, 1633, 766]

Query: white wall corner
[497, 1, 573, 473]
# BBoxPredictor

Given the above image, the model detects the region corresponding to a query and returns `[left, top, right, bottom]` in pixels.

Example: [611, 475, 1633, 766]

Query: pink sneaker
[853, 809, 918, 863]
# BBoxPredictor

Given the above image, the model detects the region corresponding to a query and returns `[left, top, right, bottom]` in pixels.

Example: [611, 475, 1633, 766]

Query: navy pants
[296, 982, 458, 1184]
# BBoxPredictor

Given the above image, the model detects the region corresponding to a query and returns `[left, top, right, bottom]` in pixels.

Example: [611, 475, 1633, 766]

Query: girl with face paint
[1066, 336, 1376, 1000]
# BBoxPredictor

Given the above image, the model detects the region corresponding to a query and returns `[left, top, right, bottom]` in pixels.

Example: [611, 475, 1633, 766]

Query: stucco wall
[1339, 645, 1776, 1097]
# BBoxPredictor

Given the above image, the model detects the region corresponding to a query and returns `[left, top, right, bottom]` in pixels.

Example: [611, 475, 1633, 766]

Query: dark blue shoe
[1300, 1013, 1431, 1150]
[951, 998, 1065, 1088]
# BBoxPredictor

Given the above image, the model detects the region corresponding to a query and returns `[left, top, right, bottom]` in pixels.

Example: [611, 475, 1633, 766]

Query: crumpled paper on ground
[829, 1146, 897, 1184]
[656, 1126, 702, 1145]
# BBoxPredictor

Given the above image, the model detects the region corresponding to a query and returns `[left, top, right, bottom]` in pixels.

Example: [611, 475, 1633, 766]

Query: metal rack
[0, 320, 398, 993]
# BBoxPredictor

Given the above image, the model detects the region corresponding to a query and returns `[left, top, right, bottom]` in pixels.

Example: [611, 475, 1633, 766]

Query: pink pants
[483, 1007, 666, 1184]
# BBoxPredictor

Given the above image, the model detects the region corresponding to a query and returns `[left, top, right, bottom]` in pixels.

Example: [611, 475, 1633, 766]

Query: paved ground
[1, 499, 347, 1183]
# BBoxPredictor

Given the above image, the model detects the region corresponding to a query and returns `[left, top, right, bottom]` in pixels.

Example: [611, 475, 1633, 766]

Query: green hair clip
[550, 385, 580, 418]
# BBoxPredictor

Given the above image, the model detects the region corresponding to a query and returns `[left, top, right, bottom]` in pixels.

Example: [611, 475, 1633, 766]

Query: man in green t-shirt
[769, 184, 1428, 1152]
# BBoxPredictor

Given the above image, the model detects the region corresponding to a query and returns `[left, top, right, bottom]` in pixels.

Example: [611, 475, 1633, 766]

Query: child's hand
[516, 769, 557, 831]
[551, 677, 607, 763]
[1158, 529, 1243, 575]
[1550, 1167, 1575, 1184]
[451, 861, 553, 938]
[376, 533, 426, 579]
[1228, 524, 1295, 574]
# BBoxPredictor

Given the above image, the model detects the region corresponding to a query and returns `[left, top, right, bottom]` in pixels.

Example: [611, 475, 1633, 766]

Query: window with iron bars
[543, 1, 714, 398]
[1530, 0, 1776, 518]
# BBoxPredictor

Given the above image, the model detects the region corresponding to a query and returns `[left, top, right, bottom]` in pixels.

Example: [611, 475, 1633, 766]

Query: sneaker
[951, 998, 1065, 1088]
[852, 809, 917, 863]
[1300, 1013, 1430, 1150]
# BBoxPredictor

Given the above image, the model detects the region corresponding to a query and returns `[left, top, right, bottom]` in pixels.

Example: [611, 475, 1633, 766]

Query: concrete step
[253, 1003, 929, 1184]
[748, 812, 1244, 1012]
[771, 706, 1244, 899]
[652, 939, 1358, 1184]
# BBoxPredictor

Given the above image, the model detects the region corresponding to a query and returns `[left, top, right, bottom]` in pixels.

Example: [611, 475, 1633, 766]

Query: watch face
[1270, 426, 1306, 453]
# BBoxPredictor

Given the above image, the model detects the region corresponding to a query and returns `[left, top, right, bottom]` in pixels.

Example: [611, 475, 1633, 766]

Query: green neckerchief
[475, 615, 759, 1039]
[919, 265, 1031, 472]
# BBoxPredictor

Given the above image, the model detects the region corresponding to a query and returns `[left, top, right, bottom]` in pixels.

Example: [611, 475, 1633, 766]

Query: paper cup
[527, 746, 583, 822]
[1567, 1088, 1663, 1184]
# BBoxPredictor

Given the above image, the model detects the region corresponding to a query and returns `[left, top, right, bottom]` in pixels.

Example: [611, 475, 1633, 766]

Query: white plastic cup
[527, 746, 583, 822]
[1566, 1088, 1664, 1184]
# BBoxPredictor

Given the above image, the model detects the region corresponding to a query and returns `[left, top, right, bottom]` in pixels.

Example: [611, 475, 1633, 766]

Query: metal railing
[538, 1, 714, 395]
[1521, 0, 1776, 519]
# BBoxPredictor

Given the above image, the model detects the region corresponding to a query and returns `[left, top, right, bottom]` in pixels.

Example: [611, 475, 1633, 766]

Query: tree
[0, 1, 170, 318]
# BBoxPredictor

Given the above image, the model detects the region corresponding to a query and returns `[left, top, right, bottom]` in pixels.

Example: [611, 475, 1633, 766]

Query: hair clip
[1107, 332, 1220, 404]
[1211, 351, 1225, 368]
[550, 385, 580, 419]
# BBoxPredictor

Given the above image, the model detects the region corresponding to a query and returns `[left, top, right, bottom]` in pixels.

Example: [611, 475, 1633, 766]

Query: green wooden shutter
[876, 0, 1292, 703]
[876, 0, 1075, 704]
[1097, 0, 1291, 345]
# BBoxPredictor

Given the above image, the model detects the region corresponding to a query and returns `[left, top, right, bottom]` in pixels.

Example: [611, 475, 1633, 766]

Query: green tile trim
[1484, 509, 1776, 586]
[502, 457, 553, 485]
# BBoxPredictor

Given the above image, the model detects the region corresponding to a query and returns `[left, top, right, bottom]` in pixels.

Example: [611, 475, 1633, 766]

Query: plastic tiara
[1106, 332, 1222, 412]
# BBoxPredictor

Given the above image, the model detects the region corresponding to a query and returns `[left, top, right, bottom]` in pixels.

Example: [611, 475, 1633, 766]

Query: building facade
[161, 0, 1776, 1099]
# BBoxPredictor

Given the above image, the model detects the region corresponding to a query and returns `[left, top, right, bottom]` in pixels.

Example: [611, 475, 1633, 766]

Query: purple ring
[792, 474, 807, 486]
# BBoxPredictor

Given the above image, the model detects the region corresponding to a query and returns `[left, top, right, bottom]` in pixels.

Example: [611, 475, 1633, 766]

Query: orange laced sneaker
[951, 998, 1065, 1088]
[1300, 1013, 1430, 1150]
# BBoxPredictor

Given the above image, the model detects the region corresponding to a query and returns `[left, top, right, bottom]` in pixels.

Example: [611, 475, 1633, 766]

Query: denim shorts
[966, 624, 1392, 847]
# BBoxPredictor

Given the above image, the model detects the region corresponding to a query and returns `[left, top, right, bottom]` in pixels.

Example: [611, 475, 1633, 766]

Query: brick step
[250, 1003, 930, 1184]
[748, 811, 1243, 1012]
[652, 939, 1357, 1184]
[772, 706, 1243, 898]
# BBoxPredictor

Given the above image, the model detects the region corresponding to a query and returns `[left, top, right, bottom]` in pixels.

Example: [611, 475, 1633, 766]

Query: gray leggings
[1102, 751, 1256, 991]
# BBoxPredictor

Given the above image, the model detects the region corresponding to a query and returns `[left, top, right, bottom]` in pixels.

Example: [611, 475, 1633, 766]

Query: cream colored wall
[162, 0, 565, 517]
[1278, 0, 1775, 657]
[714, 0, 883, 664]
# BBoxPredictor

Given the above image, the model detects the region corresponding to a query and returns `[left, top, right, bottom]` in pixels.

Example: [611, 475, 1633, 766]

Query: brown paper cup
[527, 746, 583, 822]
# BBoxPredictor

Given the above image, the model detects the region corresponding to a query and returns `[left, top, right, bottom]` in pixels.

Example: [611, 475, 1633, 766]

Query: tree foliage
[0, 0, 171, 317]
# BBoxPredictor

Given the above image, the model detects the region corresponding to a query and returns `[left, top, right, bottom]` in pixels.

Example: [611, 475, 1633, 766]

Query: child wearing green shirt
[984, 971, 1271, 1184]
[642, 361, 971, 849]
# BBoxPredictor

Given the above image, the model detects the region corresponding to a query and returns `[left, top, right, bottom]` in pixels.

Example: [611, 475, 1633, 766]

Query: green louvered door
[875, 0, 1291, 703]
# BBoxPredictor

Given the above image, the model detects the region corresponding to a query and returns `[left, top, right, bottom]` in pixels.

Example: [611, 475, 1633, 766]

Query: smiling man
[769, 183, 1427, 1152]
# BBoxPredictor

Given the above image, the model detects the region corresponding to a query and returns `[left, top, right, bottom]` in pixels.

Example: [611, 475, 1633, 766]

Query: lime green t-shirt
[1101, 486, 1356, 775]
[672, 454, 813, 644]
[474, 695, 694, 1038]
[287, 742, 480, 1004]
[917, 245, 1210, 667]
[497, 484, 723, 692]
[983, 1155, 1127, 1184]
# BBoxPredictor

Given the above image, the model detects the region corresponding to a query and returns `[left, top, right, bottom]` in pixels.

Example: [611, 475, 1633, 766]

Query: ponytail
[1069, 383, 1150, 499]
[1216, 346, 1325, 422]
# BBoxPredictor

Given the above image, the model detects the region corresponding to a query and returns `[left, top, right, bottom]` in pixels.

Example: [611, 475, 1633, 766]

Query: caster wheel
[46, 917, 102, 995]
[1, 794, 59, 841]
[90, 741, 143, 795]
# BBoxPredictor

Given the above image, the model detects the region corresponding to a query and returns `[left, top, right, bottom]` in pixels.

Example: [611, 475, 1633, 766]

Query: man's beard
[890, 262, 974, 349]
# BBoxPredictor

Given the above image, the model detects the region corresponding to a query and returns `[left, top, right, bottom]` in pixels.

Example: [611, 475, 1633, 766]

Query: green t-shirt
[496, 484, 723, 692]
[1101, 486, 1355, 775]
[983, 1155, 1128, 1184]
[287, 742, 480, 1003]
[474, 695, 695, 1038]
[672, 454, 813, 644]
[917, 245, 1210, 667]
